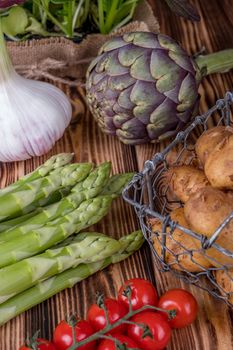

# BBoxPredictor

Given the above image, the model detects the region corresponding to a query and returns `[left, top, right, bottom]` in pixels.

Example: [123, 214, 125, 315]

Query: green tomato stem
[195, 49, 233, 77]
[68, 304, 175, 350]
[97, 334, 139, 349]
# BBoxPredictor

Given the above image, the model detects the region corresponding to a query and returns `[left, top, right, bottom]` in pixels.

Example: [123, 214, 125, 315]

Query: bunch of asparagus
[0, 153, 144, 325]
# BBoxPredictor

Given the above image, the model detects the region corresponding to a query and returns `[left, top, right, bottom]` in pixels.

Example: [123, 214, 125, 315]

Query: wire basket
[123, 92, 233, 307]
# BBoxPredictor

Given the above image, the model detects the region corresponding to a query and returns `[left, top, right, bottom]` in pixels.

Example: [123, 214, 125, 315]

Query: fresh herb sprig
[91, 0, 140, 34]
[0, 0, 140, 40]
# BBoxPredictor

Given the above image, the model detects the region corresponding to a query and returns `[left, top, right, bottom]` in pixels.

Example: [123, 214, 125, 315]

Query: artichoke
[86, 32, 233, 145]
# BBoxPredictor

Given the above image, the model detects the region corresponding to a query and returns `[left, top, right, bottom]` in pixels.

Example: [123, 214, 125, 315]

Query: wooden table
[0, 0, 233, 348]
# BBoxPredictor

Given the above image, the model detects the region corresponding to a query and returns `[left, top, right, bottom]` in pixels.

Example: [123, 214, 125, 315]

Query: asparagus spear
[0, 230, 144, 325]
[0, 195, 114, 268]
[0, 171, 134, 235]
[0, 232, 122, 303]
[0, 188, 71, 233]
[101, 172, 134, 196]
[0, 212, 38, 232]
[0, 162, 111, 242]
[34, 170, 132, 208]
[0, 169, 133, 242]
[0, 162, 93, 222]
[0, 153, 74, 196]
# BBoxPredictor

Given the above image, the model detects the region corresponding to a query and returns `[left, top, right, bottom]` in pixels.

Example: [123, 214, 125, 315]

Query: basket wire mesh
[123, 92, 233, 307]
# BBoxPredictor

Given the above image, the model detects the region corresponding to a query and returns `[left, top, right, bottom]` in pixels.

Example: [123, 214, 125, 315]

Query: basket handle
[202, 212, 233, 249]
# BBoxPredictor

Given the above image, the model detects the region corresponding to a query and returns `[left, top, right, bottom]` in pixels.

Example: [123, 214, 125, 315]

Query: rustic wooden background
[0, 0, 233, 348]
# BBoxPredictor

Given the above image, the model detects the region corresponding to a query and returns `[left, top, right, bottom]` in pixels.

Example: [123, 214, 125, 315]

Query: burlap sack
[7, 0, 159, 121]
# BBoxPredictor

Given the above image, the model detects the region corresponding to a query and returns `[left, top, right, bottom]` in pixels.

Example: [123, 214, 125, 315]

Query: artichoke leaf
[130, 53, 155, 82]
[118, 44, 146, 67]
[151, 50, 182, 92]
[158, 34, 186, 55]
[108, 74, 135, 91]
[113, 113, 132, 128]
[101, 37, 128, 53]
[150, 97, 177, 124]
[119, 117, 146, 137]
[123, 32, 162, 49]
[130, 80, 163, 106]
[133, 105, 154, 124]
[118, 86, 135, 109]
[100, 51, 128, 75]
[178, 73, 198, 112]
[169, 51, 196, 74]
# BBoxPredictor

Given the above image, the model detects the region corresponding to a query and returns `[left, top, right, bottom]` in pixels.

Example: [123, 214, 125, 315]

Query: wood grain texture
[0, 0, 233, 348]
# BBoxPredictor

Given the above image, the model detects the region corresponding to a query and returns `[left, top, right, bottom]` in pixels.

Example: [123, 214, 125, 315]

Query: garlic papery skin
[0, 20, 72, 162]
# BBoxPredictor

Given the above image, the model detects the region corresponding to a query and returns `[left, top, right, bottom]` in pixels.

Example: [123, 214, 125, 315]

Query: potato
[150, 207, 212, 272]
[166, 165, 209, 203]
[184, 187, 233, 266]
[204, 134, 233, 190]
[214, 269, 233, 305]
[195, 126, 233, 166]
[166, 145, 198, 167]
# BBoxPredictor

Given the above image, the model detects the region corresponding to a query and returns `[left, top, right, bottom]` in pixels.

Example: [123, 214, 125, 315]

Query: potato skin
[214, 269, 233, 304]
[150, 207, 211, 272]
[195, 126, 233, 166]
[204, 134, 233, 190]
[184, 187, 233, 266]
[167, 165, 209, 203]
[166, 146, 198, 167]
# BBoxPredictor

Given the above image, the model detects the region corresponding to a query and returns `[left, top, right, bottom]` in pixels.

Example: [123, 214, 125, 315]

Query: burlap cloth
[6, 0, 159, 120]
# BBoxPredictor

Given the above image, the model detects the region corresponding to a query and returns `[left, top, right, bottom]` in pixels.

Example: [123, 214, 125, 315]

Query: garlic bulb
[0, 20, 72, 162]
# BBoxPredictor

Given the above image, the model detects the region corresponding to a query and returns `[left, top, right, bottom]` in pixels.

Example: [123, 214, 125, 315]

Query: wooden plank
[0, 0, 233, 348]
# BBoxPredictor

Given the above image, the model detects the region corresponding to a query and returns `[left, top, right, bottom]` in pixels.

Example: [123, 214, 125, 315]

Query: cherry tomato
[127, 311, 171, 350]
[53, 319, 96, 350]
[20, 338, 56, 350]
[158, 288, 198, 328]
[118, 278, 158, 310]
[87, 298, 127, 334]
[97, 334, 140, 350]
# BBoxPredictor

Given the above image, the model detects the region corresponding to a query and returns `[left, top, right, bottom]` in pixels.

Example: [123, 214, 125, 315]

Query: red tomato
[97, 334, 140, 350]
[87, 298, 127, 334]
[20, 338, 56, 350]
[127, 311, 171, 350]
[53, 319, 96, 350]
[118, 278, 158, 310]
[158, 288, 198, 328]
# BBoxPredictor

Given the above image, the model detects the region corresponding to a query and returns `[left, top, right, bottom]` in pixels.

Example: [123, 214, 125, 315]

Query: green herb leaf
[26, 16, 49, 36]
[50, 0, 71, 3]
[113, 0, 139, 27]
[2, 6, 29, 36]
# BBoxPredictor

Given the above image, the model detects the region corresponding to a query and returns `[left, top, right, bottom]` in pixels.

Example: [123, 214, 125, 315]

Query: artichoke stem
[195, 49, 233, 77]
